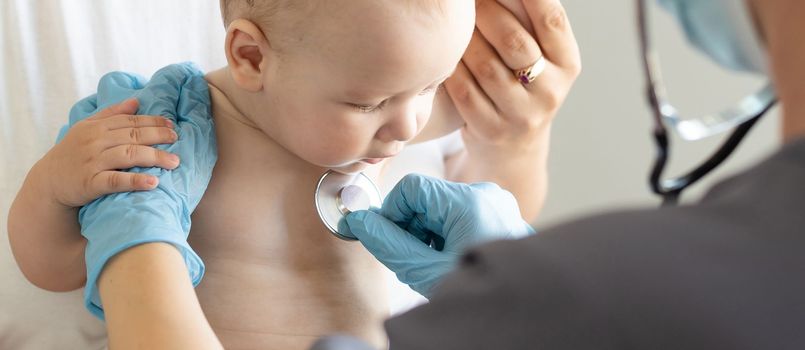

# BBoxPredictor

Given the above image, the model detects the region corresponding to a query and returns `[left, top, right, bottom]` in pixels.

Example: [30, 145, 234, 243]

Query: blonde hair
[220, 0, 446, 29]
[219, 0, 449, 54]
[219, 0, 286, 28]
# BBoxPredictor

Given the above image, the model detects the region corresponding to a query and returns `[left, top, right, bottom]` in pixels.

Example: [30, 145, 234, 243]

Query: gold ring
[514, 56, 546, 85]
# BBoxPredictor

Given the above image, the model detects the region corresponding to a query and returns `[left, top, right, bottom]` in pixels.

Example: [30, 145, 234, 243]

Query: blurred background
[543, 1, 777, 227]
[0, 0, 779, 349]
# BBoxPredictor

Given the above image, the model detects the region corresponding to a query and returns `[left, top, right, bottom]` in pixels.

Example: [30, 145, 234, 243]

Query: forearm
[99, 242, 222, 350]
[446, 125, 551, 223]
[7, 160, 87, 291]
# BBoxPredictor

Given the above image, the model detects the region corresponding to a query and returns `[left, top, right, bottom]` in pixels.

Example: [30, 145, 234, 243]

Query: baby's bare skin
[189, 80, 393, 349]
[189, 4, 474, 342]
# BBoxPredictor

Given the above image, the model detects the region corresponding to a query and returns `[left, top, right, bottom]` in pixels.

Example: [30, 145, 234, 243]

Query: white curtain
[1, 1, 225, 348]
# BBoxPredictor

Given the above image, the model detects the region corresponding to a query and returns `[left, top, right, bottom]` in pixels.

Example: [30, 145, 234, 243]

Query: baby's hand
[41, 98, 180, 208]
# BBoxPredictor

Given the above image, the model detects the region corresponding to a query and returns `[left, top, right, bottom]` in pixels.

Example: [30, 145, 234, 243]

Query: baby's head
[220, 0, 474, 173]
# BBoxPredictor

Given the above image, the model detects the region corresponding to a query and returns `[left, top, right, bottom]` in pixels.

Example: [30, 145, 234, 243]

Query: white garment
[1, 1, 461, 348]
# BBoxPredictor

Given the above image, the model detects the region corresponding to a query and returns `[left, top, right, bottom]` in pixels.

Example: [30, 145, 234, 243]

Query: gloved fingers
[90, 171, 159, 196]
[104, 126, 178, 149]
[338, 208, 431, 245]
[429, 232, 446, 251]
[462, 184, 535, 242]
[346, 210, 451, 296]
[100, 145, 181, 171]
[467, 182, 518, 210]
[103, 114, 174, 131]
[381, 174, 465, 228]
[406, 213, 439, 245]
[345, 210, 441, 265]
[345, 211, 457, 297]
[381, 175, 530, 250]
[382, 175, 520, 244]
[88, 98, 140, 120]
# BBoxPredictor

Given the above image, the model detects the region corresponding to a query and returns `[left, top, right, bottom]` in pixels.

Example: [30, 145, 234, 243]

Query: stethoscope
[314, 170, 382, 241]
[636, 0, 777, 206]
[314, 170, 446, 248]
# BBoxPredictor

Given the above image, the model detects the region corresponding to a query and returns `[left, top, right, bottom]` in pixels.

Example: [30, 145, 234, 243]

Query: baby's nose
[377, 106, 418, 142]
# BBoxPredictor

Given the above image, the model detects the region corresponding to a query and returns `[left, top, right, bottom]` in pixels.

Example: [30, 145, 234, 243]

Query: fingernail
[147, 177, 157, 186]
[165, 119, 174, 128]
[170, 130, 178, 140]
[170, 154, 180, 164]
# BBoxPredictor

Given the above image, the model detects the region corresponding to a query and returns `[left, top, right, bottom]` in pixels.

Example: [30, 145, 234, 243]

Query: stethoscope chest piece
[315, 170, 382, 241]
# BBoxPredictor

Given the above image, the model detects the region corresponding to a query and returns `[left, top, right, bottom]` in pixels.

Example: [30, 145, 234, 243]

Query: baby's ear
[225, 19, 270, 92]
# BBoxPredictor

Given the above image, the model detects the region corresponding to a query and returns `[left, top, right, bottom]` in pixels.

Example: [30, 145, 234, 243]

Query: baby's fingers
[101, 145, 181, 171]
[87, 99, 139, 121]
[105, 126, 178, 148]
[104, 114, 174, 130]
[91, 171, 159, 196]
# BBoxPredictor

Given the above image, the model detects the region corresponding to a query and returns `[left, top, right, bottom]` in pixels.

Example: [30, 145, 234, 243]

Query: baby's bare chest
[186, 167, 389, 348]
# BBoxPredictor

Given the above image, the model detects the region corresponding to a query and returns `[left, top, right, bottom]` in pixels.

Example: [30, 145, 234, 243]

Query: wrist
[30, 154, 72, 210]
[463, 124, 551, 174]
[464, 121, 552, 163]
[449, 125, 551, 222]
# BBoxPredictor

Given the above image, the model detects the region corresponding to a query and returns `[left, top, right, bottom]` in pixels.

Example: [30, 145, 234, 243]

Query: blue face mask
[659, 0, 768, 74]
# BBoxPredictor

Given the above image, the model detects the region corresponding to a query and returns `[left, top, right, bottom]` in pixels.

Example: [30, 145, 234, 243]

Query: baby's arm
[98, 242, 222, 349]
[7, 99, 179, 291]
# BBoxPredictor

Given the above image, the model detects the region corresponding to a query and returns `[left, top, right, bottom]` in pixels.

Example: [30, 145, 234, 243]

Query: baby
[8, 0, 543, 348]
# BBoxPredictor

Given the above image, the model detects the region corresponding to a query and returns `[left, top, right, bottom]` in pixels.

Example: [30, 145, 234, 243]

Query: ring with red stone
[514, 56, 546, 85]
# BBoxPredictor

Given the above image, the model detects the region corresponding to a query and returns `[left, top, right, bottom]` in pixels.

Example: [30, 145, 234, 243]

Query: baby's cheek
[311, 133, 367, 164]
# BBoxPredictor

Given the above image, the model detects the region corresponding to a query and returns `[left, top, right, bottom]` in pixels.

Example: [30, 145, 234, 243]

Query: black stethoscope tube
[637, 0, 776, 206]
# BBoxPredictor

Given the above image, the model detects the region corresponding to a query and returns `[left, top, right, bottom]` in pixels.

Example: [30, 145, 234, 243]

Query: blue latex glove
[57, 63, 217, 319]
[340, 174, 534, 297]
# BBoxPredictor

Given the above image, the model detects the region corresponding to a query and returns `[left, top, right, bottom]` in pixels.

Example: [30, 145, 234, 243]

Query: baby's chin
[328, 159, 386, 175]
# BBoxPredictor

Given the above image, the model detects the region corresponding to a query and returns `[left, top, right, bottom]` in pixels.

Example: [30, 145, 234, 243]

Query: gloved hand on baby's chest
[340, 174, 534, 297]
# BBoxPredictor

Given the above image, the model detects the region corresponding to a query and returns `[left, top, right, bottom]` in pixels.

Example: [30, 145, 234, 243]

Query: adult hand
[340, 174, 534, 297]
[432, 0, 581, 221]
[447, 0, 581, 157]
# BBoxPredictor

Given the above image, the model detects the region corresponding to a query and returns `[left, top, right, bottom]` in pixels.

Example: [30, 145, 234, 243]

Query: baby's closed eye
[350, 83, 445, 113]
